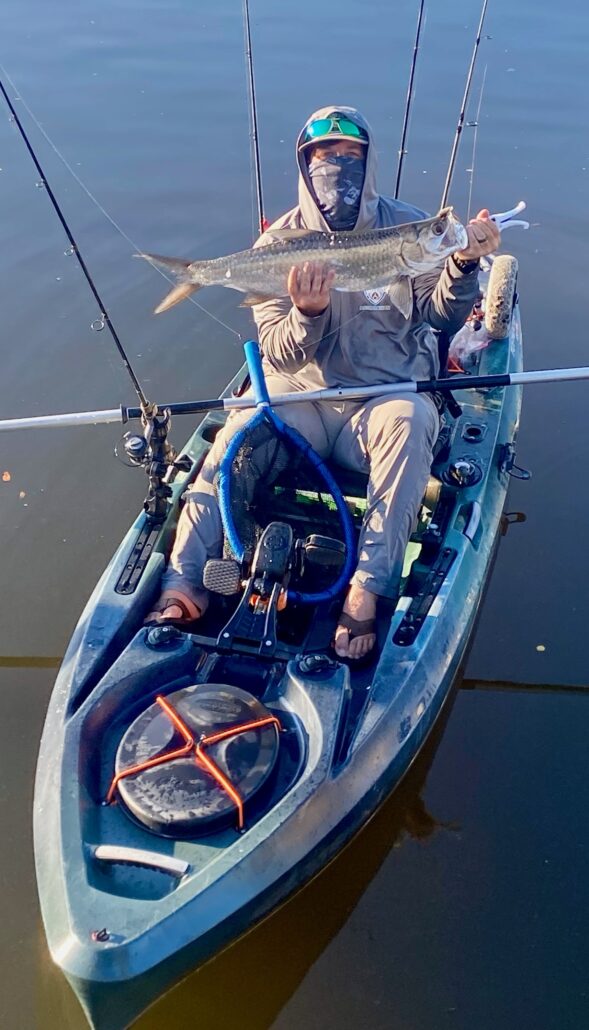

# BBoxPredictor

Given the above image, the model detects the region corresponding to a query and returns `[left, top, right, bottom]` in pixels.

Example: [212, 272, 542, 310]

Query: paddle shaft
[1, 366, 588, 431]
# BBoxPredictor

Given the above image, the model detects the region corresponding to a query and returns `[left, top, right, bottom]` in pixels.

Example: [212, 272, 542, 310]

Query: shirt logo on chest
[360, 287, 391, 311]
[364, 288, 387, 305]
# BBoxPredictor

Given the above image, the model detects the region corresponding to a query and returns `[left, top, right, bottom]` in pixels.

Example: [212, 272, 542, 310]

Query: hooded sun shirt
[252, 105, 480, 392]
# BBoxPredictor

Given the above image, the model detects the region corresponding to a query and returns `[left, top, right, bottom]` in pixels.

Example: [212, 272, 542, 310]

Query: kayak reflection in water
[147, 105, 499, 659]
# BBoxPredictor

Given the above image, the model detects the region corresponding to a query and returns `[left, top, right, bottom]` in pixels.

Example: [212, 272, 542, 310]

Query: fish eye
[431, 220, 446, 236]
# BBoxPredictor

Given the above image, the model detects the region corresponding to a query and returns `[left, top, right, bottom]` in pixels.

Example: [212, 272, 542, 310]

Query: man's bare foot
[145, 591, 203, 625]
[334, 583, 377, 660]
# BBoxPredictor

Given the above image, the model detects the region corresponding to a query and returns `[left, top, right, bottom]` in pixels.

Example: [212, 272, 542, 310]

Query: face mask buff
[308, 154, 365, 230]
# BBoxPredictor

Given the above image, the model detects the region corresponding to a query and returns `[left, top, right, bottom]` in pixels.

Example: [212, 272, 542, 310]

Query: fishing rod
[440, 0, 490, 208]
[466, 64, 487, 221]
[243, 0, 266, 236]
[394, 0, 426, 199]
[3, 362, 589, 432]
[0, 75, 151, 412]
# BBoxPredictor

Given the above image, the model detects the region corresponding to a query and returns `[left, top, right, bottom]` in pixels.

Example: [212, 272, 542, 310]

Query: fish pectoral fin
[387, 277, 414, 319]
[240, 292, 280, 307]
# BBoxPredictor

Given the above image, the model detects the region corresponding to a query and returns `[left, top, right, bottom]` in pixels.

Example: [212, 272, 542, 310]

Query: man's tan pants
[161, 373, 439, 610]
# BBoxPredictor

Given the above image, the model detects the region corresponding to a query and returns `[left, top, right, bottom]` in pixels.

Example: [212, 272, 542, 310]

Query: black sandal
[144, 596, 202, 628]
[337, 612, 377, 639]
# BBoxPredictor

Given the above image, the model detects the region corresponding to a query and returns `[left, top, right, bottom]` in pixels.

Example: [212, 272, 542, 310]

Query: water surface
[0, 0, 588, 1026]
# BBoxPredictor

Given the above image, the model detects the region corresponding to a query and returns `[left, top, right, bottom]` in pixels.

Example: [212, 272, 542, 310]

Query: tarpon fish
[139, 207, 469, 320]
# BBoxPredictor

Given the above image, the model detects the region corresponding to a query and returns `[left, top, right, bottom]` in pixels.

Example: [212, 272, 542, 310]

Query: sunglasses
[302, 116, 368, 145]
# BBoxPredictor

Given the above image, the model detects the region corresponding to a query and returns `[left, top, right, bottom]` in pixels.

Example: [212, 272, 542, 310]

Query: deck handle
[93, 845, 189, 878]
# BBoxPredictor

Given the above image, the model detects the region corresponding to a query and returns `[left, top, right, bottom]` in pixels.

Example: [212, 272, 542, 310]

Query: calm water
[0, 0, 588, 1027]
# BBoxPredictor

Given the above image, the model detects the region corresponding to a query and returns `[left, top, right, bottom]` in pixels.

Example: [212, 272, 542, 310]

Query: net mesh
[217, 418, 349, 576]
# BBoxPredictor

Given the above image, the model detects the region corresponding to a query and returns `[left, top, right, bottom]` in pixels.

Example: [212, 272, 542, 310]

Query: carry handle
[92, 844, 189, 878]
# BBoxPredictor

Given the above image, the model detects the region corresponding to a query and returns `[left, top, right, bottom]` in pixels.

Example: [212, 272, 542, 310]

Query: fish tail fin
[135, 252, 203, 314]
[154, 282, 202, 314]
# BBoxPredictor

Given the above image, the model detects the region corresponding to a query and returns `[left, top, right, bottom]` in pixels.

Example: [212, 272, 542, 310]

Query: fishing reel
[120, 428, 191, 473]
[118, 407, 174, 468]
[121, 431, 150, 467]
[117, 407, 192, 523]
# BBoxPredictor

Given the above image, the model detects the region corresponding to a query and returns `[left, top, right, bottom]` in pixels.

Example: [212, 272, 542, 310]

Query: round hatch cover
[114, 683, 280, 837]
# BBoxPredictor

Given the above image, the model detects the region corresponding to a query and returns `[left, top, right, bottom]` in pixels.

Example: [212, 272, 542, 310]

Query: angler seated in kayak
[146, 105, 499, 659]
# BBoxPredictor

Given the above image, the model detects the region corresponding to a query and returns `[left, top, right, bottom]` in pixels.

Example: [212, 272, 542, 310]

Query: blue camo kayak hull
[34, 305, 523, 1030]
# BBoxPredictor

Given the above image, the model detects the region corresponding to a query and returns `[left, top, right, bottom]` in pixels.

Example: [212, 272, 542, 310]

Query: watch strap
[451, 253, 480, 274]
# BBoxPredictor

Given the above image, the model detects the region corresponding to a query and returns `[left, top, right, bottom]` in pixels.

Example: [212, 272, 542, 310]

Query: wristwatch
[451, 253, 480, 274]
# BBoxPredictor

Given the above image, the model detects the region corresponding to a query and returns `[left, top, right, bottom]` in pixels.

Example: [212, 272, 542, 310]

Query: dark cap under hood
[296, 105, 380, 232]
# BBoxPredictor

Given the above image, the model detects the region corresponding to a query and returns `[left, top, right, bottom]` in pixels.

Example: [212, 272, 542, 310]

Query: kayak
[34, 256, 523, 1030]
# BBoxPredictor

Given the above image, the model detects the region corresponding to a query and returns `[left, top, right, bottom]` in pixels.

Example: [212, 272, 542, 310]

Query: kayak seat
[327, 463, 442, 518]
[325, 463, 367, 501]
